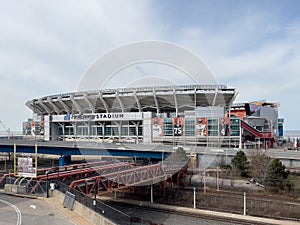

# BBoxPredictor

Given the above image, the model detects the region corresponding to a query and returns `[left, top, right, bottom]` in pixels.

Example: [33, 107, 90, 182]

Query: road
[0, 193, 74, 225]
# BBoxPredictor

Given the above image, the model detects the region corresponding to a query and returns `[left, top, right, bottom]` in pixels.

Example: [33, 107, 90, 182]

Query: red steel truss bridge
[0, 160, 114, 186]
[1, 161, 187, 195]
[69, 162, 187, 195]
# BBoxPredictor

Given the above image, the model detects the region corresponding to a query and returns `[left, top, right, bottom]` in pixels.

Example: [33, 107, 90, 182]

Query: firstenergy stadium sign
[52, 112, 143, 122]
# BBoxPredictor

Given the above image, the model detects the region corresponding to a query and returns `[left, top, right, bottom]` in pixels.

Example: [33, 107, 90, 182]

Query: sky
[0, 0, 300, 132]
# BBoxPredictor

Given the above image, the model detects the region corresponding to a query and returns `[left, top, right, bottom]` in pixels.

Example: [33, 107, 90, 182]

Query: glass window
[112, 127, 119, 136]
[138, 126, 143, 136]
[77, 126, 83, 136]
[91, 126, 97, 136]
[163, 118, 173, 136]
[208, 118, 218, 136]
[230, 118, 240, 136]
[65, 126, 74, 135]
[129, 127, 136, 136]
[185, 118, 195, 136]
[104, 126, 111, 136]
[121, 127, 128, 136]
[58, 126, 63, 136]
[97, 126, 103, 136]
[83, 126, 88, 136]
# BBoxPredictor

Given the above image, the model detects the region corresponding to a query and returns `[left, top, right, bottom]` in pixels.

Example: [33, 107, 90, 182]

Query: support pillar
[66, 155, 71, 164]
[59, 155, 71, 167]
[59, 156, 65, 167]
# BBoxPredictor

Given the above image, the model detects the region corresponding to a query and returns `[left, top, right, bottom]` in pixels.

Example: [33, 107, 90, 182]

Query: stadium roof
[26, 85, 238, 115]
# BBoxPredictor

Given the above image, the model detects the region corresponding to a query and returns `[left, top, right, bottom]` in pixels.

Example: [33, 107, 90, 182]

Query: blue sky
[0, 0, 300, 132]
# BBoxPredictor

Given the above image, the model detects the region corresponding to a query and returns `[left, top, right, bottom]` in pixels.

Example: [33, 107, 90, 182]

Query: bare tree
[248, 149, 273, 184]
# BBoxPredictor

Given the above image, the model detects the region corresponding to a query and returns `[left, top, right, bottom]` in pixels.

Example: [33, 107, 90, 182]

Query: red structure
[27, 162, 135, 194]
[1, 160, 187, 195]
[69, 162, 187, 194]
[241, 120, 273, 139]
[0, 160, 110, 185]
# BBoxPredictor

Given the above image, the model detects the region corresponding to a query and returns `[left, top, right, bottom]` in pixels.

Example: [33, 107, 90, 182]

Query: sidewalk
[45, 196, 94, 225]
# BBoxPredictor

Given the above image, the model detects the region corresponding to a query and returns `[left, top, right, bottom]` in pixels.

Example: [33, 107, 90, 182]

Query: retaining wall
[52, 190, 115, 225]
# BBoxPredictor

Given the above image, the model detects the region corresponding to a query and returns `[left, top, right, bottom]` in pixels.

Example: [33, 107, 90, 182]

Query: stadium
[24, 84, 282, 149]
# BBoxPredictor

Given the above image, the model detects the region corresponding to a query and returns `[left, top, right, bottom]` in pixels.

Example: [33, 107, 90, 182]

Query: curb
[0, 189, 44, 200]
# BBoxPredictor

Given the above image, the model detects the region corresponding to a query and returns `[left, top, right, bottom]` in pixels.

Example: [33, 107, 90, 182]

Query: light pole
[46, 171, 49, 198]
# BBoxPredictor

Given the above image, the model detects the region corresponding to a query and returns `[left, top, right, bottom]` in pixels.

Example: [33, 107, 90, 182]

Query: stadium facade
[24, 85, 283, 148]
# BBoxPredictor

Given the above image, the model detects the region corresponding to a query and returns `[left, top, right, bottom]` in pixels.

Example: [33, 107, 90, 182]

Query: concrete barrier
[52, 190, 115, 225]
[4, 184, 18, 193]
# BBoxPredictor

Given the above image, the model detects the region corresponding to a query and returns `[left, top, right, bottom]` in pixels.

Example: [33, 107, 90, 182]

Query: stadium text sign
[68, 112, 143, 121]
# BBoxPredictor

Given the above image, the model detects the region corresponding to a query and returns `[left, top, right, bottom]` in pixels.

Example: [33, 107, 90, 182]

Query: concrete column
[59, 155, 71, 167]
[59, 156, 65, 167]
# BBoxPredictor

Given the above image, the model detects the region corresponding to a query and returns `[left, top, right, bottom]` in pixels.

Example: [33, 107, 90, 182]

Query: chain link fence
[198, 191, 300, 220]
[120, 185, 300, 222]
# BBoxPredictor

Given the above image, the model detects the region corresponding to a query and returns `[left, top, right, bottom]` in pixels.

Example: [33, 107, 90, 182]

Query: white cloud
[0, 0, 299, 130]
[0, 0, 162, 131]
[171, 6, 300, 129]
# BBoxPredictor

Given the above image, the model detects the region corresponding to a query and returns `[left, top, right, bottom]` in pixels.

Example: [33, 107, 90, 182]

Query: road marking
[0, 198, 22, 225]
[30, 204, 37, 209]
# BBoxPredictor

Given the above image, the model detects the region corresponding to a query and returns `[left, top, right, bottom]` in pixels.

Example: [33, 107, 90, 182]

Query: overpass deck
[0, 140, 172, 159]
[1, 140, 300, 168]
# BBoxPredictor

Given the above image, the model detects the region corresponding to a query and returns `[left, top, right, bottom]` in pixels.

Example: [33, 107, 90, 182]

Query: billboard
[31, 121, 36, 136]
[195, 118, 207, 137]
[39, 120, 44, 135]
[17, 157, 37, 178]
[23, 120, 44, 136]
[245, 102, 261, 116]
[231, 110, 246, 120]
[152, 118, 163, 137]
[219, 112, 230, 136]
[173, 118, 184, 136]
[23, 122, 28, 135]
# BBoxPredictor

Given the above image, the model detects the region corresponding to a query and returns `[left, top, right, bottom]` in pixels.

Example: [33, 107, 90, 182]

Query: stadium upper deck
[25, 85, 237, 115]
